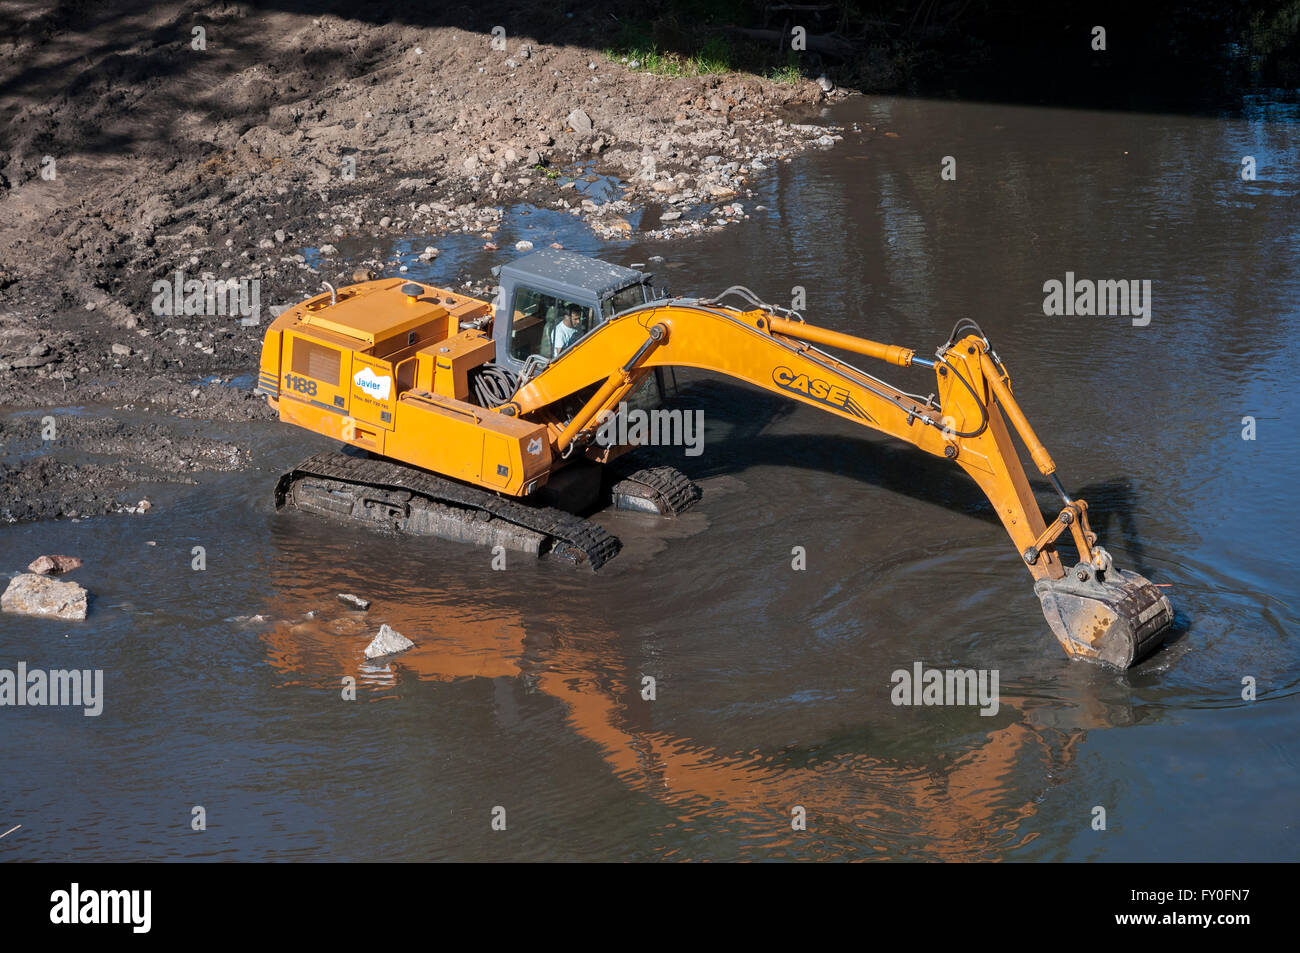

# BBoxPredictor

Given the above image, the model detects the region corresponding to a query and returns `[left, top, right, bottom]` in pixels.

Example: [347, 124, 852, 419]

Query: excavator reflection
[255, 526, 1123, 860]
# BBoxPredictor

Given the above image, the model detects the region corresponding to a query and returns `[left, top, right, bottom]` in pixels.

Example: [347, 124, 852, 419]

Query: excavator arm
[505, 293, 1173, 668]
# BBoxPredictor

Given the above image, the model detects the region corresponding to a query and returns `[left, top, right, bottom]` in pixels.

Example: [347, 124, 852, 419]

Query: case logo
[773, 366, 873, 422]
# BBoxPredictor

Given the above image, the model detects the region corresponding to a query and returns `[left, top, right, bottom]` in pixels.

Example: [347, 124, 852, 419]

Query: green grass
[604, 19, 736, 77]
[604, 44, 733, 77]
[766, 61, 804, 84]
[602, 11, 820, 84]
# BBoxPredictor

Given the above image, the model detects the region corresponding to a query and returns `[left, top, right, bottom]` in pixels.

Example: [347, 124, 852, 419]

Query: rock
[817, 74, 834, 92]
[320, 244, 338, 255]
[515, 240, 534, 251]
[526, 149, 541, 166]
[274, 229, 286, 243]
[2, 573, 88, 620]
[111, 343, 132, 357]
[483, 241, 498, 251]
[11, 354, 57, 369]
[27, 555, 83, 575]
[815, 135, 836, 146]
[566, 108, 593, 136]
[353, 268, 376, 282]
[379, 216, 392, 228]
[338, 593, 371, 611]
[659, 211, 682, 222]
[84, 302, 96, 311]
[365, 623, 414, 659]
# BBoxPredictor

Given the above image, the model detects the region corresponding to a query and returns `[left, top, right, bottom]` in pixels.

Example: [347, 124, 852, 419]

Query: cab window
[509, 287, 595, 361]
[602, 283, 648, 318]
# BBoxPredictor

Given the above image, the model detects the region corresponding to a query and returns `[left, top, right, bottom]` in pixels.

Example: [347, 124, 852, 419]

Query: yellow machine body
[259, 279, 553, 496]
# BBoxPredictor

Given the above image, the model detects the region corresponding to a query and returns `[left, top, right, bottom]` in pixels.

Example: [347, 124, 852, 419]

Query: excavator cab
[493, 249, 654, 377]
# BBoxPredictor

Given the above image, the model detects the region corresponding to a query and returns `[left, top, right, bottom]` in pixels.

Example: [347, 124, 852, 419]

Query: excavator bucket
[1034, 562, 1174, 668]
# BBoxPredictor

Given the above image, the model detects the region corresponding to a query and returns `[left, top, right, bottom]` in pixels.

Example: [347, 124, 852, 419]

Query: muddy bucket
[1034, 562, 1174, 668]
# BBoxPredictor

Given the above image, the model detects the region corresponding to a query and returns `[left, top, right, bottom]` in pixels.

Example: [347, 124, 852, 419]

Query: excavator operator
[553, 303, 585, 354]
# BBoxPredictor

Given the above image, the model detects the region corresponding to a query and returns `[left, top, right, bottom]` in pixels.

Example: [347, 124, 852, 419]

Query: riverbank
[0, 2, 864, 521]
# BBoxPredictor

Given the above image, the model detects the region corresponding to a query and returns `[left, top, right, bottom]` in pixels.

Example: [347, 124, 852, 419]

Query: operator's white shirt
[553, 320, 580, 353]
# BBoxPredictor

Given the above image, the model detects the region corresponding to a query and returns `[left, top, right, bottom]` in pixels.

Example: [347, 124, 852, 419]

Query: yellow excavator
[257, 248, 1173, 668]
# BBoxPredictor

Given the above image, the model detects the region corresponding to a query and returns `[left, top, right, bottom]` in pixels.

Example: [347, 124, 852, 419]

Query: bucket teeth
[1034, 563, 1173, 668]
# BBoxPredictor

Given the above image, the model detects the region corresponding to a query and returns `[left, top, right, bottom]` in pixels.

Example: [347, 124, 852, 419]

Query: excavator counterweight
[257, 249, 1174, 668]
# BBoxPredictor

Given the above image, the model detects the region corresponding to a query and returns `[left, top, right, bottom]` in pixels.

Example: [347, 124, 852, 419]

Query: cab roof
[498, 249, 648, 300]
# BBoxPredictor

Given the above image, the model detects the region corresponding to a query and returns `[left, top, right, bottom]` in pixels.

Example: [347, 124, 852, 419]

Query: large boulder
[2, 573, 88, 620]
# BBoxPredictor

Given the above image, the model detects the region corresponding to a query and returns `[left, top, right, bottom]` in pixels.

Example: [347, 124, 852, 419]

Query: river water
[2, 92, 1297, 861]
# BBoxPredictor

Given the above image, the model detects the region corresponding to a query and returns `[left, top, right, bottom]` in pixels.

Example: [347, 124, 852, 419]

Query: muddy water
[3, 94, 1298, 861]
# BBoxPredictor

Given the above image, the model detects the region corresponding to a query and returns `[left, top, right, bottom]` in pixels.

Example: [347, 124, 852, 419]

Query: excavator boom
[503, 292, 1172, 666]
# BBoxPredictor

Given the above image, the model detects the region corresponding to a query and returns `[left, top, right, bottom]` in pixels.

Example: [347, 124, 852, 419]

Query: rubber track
[276, 451, 622, 570]
[609, 464, 703, 516]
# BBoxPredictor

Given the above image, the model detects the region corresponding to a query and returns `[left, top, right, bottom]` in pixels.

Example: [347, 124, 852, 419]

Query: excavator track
[608, 464, 703, 516]
[275, 451, 622, 570]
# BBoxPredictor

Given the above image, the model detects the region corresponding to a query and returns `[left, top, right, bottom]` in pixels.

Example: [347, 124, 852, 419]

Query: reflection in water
[257, 524, 1114, 860]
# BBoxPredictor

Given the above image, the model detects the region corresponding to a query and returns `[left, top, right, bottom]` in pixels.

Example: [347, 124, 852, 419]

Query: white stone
[365, 623, 414, 659]
[2, 573, 88, 620]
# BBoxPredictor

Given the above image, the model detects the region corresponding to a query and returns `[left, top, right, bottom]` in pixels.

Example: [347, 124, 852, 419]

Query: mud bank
[0, 2, 866, 522]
